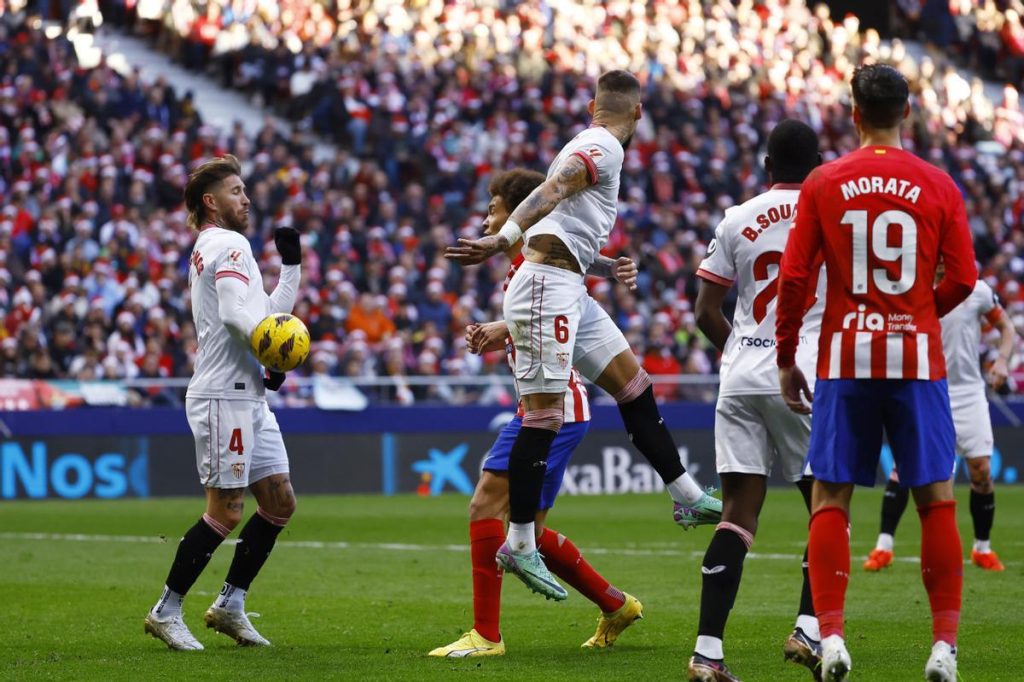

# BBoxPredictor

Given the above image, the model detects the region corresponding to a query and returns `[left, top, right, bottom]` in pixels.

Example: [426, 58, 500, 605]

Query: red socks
[469, 519, 505, 642]
[807, 506, 850, 639]
[538, 528, 626, 613]
[468, 520, 626, 642]
[918, 501, 962, 646]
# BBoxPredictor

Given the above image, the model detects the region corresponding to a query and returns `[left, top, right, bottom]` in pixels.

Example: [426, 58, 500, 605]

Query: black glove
[263, 369, 286, 391]
[274, 227, 302, 265]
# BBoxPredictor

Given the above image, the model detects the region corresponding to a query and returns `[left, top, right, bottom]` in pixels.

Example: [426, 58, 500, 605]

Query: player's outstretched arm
[587, 254, 638, 290]
[268, 227, 302, 314]
[445, 155, 592, 266]
[694, 280, 732, 352]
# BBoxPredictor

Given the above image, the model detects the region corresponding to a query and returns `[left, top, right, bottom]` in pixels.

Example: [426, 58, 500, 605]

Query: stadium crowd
[2, 1, 1024, 406]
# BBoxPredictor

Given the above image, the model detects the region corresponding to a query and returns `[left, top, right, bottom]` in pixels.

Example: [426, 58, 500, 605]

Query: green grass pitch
[2, 487, 1021, 680]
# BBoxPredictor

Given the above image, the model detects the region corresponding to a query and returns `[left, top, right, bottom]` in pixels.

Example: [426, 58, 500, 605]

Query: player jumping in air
[688, 120, 825, 682]
[776, 65, 976, 682]
[429, 169, 643, 658]
[447, 70, 721, 601]
[864, 267, 1015, 573]
[145, 155, 302, 650]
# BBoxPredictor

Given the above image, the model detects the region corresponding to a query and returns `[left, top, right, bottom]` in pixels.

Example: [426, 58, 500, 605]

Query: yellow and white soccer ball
[251, 313, 311, 372]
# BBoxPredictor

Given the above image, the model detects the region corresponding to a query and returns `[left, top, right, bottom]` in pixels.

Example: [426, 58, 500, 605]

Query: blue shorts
[482, 416, 589, 510]
[807, 379, 955, 488]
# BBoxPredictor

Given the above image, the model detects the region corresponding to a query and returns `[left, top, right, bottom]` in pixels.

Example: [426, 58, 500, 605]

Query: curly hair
[487, 168, 546, 211]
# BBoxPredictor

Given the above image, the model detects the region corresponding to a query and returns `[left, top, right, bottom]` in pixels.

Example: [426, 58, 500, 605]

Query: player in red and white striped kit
[775, 65, 976, 682]
[430, 169, 642, 658]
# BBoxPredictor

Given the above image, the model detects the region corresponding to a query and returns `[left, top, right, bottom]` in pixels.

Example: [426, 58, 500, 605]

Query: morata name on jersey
[840, 176, 921, 204]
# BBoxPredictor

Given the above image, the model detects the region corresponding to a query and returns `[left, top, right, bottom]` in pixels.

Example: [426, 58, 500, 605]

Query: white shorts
[186, 398, 289, 489]
[503, 261, 629, 394]
[950, 391, 994, 459]
[715, 394, 811, 482]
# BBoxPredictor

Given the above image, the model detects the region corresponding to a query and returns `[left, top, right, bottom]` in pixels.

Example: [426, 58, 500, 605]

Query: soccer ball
[251, 313, 310, 372]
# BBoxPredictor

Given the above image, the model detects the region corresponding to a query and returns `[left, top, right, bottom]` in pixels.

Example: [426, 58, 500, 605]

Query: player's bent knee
[522, 407, 564, 432]
[257, 505, 292, 527]
[716, 521, 755, 549]
[967, 457, 993, 490]
[611, 367, 651, 404]
[469, 474, 508, 521]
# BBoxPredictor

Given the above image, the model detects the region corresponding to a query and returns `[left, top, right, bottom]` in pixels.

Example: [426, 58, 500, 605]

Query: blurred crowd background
[2, 0, 1024, 406]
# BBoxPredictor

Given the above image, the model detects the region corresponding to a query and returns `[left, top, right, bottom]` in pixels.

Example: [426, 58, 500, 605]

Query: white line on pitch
[0, 531, 925, 563]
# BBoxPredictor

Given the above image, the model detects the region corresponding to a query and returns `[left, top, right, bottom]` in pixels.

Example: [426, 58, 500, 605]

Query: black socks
[225, 512, 286, 591]
[697, 528, 748, 639]
[164, 517, 226, 595]
[507, 426, 558, 524]
[617, 385, 686, 483]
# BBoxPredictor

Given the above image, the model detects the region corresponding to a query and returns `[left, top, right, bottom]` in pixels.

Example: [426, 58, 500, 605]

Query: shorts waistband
[516, 259, 584, 283]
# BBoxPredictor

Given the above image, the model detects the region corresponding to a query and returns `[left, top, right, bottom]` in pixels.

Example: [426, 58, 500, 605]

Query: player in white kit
[687, 120, 827, 682]
[145, 155, 302, 650]
[864, 270, 1016, 573]
[447, 70, 721, 601]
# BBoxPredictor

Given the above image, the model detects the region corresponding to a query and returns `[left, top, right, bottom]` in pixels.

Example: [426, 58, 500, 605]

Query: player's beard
[222, 208, 249, 233]
[621, 133, 634, 149]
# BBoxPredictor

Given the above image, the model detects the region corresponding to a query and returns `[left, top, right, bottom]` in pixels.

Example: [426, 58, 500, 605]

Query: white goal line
[0, 531, 924, 563]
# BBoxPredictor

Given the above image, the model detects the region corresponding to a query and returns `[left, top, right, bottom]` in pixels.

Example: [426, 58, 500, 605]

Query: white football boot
[924, 641, 957, 682]
[204, 606, 271, 646]
[820, 635, 851, 682]
[144, 612, 204, 651]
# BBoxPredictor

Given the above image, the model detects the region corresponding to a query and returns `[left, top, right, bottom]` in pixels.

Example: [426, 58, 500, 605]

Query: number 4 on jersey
[228, 428, 244, 456]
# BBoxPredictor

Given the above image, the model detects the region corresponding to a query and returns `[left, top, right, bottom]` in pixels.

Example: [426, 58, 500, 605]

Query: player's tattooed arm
[506, 154, 592, 234]
[586, 254, 638, 290]
[445, 155, 592, 266]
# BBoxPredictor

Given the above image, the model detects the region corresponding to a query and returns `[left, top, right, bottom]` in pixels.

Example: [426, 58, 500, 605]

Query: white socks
[152, 586, 184, 619]
[973, 539, 991, 554]
[796, 615, 821, 641]
[214, 583, 247, 613]
[875, 533, 894, 552]
[507, 522, 536, 553]
[669, 473, 706, 505]
[695, 635, 724, 660]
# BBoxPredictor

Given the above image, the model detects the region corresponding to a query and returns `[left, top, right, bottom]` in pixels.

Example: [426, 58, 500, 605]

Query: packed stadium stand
[3, 0, 1024, 405]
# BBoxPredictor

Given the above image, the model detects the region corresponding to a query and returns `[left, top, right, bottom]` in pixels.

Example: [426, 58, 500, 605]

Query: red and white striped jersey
[503, 254, 590, 423]
[776, 146, 977, 380]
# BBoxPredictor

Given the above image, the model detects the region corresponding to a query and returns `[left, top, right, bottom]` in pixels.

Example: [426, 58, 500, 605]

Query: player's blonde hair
[184, 154, 242, 230]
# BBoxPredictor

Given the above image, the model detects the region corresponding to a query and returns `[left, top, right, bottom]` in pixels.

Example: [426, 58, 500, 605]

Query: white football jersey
[526, 126, 623, 272]
[186, 227, 275, 401]
[941, 280, 1000, 396]
[697, 186, 825, 397]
